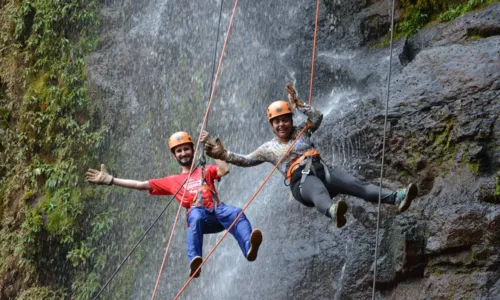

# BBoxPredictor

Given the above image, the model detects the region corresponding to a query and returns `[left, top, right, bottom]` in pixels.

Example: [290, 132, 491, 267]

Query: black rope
[209, 0, 225, 99]
[93, 162, 200, 300]
[205, 0, 225, 128]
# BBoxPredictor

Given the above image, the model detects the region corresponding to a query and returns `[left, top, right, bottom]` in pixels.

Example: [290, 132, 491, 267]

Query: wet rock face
[88, 0, 499, 299]
[316, 2, 500, 298]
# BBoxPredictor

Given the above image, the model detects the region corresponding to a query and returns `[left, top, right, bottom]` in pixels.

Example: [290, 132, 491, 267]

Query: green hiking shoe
[329, 200, 348, 228]
[189, 256, 203, 278]
[395, 183, 418, 212]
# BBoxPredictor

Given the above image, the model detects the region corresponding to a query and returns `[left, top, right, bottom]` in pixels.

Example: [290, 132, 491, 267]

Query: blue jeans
[186, 203, 252, 261]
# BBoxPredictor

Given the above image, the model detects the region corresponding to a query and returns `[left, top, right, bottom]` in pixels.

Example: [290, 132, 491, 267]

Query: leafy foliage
[383, 0, 499, 42]
[0, 0, 114, 298]
[397, 4, 430, 36]
[17, 287, 66, 300]
[439, 0, 494, 21]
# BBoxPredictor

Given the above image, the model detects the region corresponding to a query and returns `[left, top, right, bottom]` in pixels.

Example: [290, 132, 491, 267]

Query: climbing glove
[204, 137, 228, 161]
[285, 83, 306, 109]
[86, 164, 113, 185]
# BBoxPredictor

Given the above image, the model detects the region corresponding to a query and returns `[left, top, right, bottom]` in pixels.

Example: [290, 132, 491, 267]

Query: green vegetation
[397, 2, 430, 36]
[433, 266, 443, 276]
[495, 176, 500, 200]
[465, 291, 472, 300]
[467, 162, 480, 175]
[467, 34, 484, 40]
[408, 151, 422, 169]
[17, 287, 66, 300]
[439, 0, 496, 21]
[429, 119, 456, 159]
[374, 0, 498, 46]
[0, 0, 115, 298]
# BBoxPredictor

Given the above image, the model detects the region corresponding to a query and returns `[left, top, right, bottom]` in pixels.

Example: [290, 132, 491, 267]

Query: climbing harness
[286, 148, 319, 180]
[285, 147, 336, 199]
[192, 152, 221, 213]
[286, 148, 320, 194]
[372, 0, 397, 299]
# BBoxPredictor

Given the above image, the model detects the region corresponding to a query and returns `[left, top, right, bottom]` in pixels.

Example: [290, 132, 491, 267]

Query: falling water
[87, 0, 387, 299]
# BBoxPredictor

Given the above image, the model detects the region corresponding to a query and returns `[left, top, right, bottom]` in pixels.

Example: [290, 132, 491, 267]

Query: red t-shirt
[148, 165, 221, 210]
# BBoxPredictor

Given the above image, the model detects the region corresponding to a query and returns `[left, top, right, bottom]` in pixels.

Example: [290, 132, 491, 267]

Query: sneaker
[246, 229, 263, 262]
[189, 256, 203, 278]
[395, 183, 418, 212]
[329, 200, 348, 228]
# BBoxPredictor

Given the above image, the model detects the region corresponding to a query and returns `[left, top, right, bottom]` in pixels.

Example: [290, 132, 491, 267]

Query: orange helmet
[168, 131, 193, 151]
[267, 100, 292, 122]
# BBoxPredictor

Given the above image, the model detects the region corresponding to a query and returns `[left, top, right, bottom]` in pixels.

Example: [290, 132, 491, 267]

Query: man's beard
[177, 156, 193, 167]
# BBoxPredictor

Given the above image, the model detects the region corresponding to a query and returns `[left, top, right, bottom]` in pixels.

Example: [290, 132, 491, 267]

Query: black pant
[290, 162, 396, 218]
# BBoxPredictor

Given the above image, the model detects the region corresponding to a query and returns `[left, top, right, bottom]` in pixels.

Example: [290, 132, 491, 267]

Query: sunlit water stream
[88, 0, 378, 298]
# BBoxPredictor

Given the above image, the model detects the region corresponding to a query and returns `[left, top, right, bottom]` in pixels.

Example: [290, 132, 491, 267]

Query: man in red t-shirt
[86, 131, 263, 278]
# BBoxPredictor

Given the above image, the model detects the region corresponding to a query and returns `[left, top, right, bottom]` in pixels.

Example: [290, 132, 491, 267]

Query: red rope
[188, 0, 240, 169]
[173, 126, 309, 299]
[308, 0, 320, 104]
[150, 0, 241, 298]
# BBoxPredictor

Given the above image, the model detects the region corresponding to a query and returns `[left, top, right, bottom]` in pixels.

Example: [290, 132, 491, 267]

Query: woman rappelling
[201, 83, 418, 228]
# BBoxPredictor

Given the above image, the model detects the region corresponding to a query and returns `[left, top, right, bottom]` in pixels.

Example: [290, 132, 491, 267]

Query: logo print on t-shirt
[184, 178, 202, 194]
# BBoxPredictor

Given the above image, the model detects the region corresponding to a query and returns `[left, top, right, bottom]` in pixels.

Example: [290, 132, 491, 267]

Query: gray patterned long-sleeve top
[226, 103, 323, 176]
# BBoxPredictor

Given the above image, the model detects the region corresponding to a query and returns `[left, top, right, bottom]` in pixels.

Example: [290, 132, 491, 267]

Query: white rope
[372, 0, 396, 298]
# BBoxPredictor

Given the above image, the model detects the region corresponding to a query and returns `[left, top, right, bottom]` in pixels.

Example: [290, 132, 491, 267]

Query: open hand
[285, 83, 305, 109]
[86, 164, 113, 185]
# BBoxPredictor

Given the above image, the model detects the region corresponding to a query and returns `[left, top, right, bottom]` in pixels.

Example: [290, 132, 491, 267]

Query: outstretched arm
[225, 146, 267, 167]
[111, 178, 151, 190]
[86, 164, 151, 190]
[201, 130, 268, 168]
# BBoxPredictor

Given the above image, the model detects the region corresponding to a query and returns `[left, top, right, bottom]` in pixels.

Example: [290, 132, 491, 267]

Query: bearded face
[173, 144, 194, 167]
